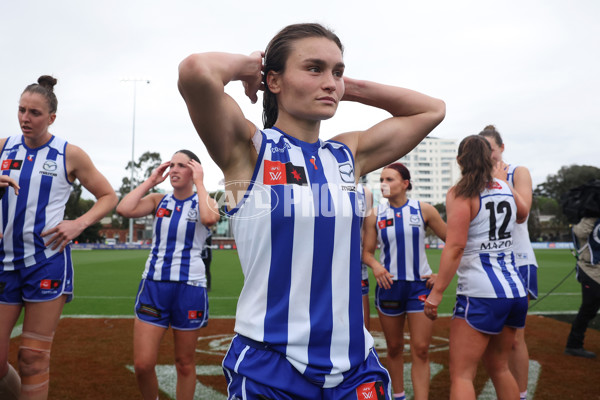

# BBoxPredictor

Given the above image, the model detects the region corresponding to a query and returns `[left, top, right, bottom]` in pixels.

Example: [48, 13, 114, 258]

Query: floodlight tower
[122, 78, 150, 244]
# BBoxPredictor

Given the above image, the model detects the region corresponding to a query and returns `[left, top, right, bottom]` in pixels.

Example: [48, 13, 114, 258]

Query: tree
[116, 151, 162, 230]
[64, 182, 104, 243]
[534, 164, 600, 203]
[118, 151, 163, 198]
[533, 164, 600, 240]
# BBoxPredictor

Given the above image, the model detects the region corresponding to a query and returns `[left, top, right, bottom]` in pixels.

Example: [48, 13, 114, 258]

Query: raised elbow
[178, 54, 212, 93]
[201, 212, 220, 227]
[432, 98, 446, 125]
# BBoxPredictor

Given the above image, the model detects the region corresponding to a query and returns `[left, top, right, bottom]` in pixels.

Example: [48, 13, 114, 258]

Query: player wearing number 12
[424, 135, 529, 400]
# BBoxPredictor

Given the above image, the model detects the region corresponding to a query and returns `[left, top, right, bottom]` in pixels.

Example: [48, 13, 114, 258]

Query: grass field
[62, 248, 581, 318]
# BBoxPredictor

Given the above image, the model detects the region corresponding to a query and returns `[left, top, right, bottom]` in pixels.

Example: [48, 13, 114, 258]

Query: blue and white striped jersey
[143, 193, 210, 285]
[376, 199, 431, 281]
[457, 178, 527, 298]
[0, 135, 72, 270]
[357, 183, 370, 281]
[226, 127, 372, 388]
[507, 164, 538, 269]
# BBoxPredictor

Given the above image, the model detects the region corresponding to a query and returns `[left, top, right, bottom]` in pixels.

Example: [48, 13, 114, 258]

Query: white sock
[520, 390, 527, 400]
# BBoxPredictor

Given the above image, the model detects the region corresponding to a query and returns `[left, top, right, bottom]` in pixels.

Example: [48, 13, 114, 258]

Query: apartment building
[364, 136, 460, 206]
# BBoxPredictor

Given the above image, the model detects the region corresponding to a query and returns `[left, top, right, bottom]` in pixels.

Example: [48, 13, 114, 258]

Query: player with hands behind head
[117, 150, 219, 400]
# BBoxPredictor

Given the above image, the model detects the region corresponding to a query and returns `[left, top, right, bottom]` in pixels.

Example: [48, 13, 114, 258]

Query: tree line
[67, 153, 599, 243]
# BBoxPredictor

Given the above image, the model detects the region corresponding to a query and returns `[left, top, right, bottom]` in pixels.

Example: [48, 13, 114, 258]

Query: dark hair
[478, 124, 503, 147]
[454, 135, 494, 198]
[175, 149, 200, 164]
[383, 162, 412, 190]
[22, 75, 58, 114]
[262, 23, 343, 129]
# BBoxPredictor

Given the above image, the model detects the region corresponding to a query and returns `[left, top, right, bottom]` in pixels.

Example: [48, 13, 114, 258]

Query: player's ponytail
[454, 135, 494, 198]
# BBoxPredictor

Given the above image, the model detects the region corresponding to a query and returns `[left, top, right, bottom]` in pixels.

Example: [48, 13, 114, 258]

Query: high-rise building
[364, 136, 460, 206]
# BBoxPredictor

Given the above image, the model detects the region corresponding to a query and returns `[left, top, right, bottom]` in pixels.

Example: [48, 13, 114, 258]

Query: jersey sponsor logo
[188, 310, 204, 320]
[418, 294, 427, 302]
[396, 212, 402, 218]
[341, 185, 356, 192]
[43, 160, 57, 171]
[310, 155, 318, 170]
[176, 205, 182, 212]
[356, 381, 385, 400]
[410, 215, 420, 226]
[480, 239, 512, 250]
[263, 160, 308, 186]
[40, 279, 61, 289]
[487, 181, 503, 190]
[1, 159, 23, 170]
[40, 160, 59, 177]
[27, 154, 35, 162]
[378, 219, 394, 229]
[338, 162, 354, 183]
[156, 207, 173, 218]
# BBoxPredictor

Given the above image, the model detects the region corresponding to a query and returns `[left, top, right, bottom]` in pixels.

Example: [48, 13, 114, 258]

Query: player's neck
[389, 194, 408, 208]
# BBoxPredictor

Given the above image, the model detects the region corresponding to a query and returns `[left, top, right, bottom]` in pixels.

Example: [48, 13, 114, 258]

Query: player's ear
[266, 71, 281, 94]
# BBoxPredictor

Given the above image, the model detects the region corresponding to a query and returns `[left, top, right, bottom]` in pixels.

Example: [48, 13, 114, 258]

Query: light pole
[122, 78, 150, 244]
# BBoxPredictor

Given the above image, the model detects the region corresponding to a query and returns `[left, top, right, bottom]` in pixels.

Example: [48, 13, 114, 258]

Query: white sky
[1, 0, 599, 198]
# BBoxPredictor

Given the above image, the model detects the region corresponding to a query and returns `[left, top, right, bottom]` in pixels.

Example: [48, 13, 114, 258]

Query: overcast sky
[1, 0, 598, 198]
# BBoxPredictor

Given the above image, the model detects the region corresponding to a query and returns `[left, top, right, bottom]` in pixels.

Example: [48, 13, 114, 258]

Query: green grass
[63, 248, 580, 318]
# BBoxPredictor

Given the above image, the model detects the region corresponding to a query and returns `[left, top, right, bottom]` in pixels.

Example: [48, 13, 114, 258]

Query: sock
[393, 392, 406, 400]
[520, 390, 527, 400]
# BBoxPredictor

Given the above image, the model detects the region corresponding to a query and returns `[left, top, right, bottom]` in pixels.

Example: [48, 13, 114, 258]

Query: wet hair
[383, 162, 412, 191]
[262, 23, 344, 129]
[175, 149, 200, 164]
[22, 75, 58, 114]
[454, 135, 494, 198]
[478, 124, 503, 147]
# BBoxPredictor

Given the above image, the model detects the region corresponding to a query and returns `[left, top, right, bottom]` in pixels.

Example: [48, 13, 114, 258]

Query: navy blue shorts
[452, 295, 528, 334]
[0, 248, 74, 304]
[517, 265, 538, 299]
[375, 280, 429, 316]
[223, 335, 391, 399]
[134, 279, 208, 330]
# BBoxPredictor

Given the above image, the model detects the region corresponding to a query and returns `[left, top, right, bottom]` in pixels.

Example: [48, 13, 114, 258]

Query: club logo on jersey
[27, 155, 35, 162]
[40, 279, 61, 290]
[188, 310, 204, 320]
[270, 142, 292, 153]
[356, 381, 386, 400]
[263, 160, 308, 186]
[1, 159, 23, 171]
[156, 207, 172, 218]
[338, 162, 354, 183]
[378, 219, 394, 229]
[187, 208, 198, 221]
